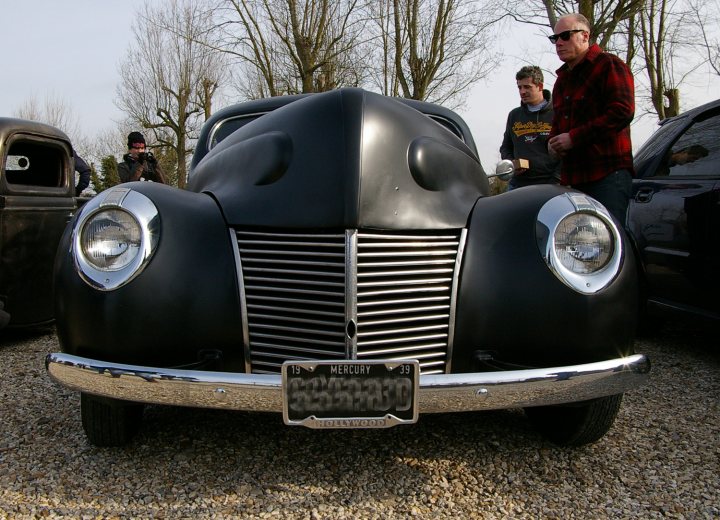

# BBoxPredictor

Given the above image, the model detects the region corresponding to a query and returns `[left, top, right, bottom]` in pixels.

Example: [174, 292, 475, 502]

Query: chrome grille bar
[236, 229, 464, 375]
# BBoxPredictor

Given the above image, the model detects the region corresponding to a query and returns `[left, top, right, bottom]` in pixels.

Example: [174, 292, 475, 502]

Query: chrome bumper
[46, 353, 650, 413]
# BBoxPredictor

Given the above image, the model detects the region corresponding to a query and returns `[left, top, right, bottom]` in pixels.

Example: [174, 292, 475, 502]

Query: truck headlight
[536, 193, 623, 294]
[73, 188, 160, 290]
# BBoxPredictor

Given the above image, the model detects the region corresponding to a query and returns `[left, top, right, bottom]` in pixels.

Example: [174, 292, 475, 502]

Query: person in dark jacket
[117, 131, 167, 184]
[500, 65, 560, 190]
[74, 152, 91, 196]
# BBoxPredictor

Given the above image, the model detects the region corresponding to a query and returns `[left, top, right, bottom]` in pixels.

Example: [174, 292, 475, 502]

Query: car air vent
[235, 229, 464, 375]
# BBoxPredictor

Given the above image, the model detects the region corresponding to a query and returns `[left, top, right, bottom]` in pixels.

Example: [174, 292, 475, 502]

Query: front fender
[452, 185, 638, 371]
[54, 183, 244, 368]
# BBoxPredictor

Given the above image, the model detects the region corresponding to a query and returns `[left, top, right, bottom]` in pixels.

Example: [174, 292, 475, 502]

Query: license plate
[282, 360, 419, 428]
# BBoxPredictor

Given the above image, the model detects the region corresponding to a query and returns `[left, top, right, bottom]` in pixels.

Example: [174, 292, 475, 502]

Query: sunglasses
[548, 29, 585, 44]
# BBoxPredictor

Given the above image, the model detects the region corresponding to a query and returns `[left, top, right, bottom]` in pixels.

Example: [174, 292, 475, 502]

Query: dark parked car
[0, 118, 78, 329]
[45, 88, 649, 447]
[628, 98, 720, 322]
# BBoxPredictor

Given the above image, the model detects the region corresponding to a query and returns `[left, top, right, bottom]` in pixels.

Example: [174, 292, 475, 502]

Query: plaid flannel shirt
[550, 44, 635, 185]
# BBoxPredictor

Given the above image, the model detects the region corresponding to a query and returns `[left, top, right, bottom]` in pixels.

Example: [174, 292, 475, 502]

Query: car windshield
[208, 108, 466, 151]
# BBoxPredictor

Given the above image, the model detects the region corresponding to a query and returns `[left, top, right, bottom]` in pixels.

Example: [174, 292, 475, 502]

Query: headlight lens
[554, 213, 613, 274]
[80, 209, 142, 271]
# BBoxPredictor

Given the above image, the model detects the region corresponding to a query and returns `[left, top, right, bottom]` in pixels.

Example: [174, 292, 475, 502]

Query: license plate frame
[282, 360, 419, 428]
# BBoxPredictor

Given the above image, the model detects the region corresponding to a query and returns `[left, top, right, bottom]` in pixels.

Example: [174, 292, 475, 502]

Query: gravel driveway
[1, 319, 717, 519]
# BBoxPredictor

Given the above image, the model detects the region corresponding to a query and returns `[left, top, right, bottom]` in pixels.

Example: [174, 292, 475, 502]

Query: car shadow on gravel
[0, 324, 55, 348]
[638, 316, 719, 373]
[639, 314, 718, 356]
[83, 404, 556, 509]
[138, 403, 541, 457]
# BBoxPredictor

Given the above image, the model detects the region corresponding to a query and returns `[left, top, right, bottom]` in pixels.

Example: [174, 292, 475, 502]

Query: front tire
[524, 394, 623, 447]
[81, 393, 144, 447]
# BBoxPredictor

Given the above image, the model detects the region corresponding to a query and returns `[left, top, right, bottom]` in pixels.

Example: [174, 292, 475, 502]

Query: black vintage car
[46, 88, 649, 447]
[0, 119, 77, 329]
[628, 98, 720, 322]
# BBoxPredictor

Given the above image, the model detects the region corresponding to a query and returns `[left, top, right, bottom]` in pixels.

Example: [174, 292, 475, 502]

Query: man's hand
[132, 161, 146, 181]
[548, 133, 573, 158]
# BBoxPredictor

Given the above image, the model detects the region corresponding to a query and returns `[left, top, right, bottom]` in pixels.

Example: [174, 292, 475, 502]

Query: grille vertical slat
[236, 229, 462, 375]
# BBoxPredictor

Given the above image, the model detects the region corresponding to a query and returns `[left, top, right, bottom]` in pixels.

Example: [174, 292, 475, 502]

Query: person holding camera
[117, 131, 167, 184]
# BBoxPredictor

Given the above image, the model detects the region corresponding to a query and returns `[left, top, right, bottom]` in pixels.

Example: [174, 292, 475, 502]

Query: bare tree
[207, 0, 502, 107]
[621, 0, 716, 121]
[116, 0, 226, 188]
[693, 0, 720, 76]
[13, 94, 83, 146]
[497, 0, 644, 54]
[366, 0, 399, 96]
[84, 126, 129, 164]
[210, 0, 366, 98]
[386, 0, 501, 106]
[633, 0, 694, 119]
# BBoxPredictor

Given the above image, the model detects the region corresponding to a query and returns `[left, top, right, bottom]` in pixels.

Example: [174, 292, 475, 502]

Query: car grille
[235, 229, 465, 375]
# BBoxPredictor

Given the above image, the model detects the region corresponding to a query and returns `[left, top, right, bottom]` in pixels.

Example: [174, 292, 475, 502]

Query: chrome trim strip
[46, 353, 650, 414]
[230, 229, 252, 374]
[346, 229, 358, 360]
[446, 228, 466, 373]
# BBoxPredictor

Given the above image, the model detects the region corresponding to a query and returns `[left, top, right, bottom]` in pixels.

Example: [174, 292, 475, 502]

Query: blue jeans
[572, 170, 632, 226]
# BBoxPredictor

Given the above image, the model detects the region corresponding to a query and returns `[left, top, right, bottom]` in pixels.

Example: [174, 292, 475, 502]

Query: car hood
[188, 88, 487, 229]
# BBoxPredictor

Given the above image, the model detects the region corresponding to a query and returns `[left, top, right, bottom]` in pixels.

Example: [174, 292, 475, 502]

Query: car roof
[0, 117, 70, 143]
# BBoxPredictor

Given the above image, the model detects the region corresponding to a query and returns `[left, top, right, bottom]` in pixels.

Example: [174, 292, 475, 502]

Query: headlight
[554, 213, 613, 274]
[536, 193, 623, 294]
[73, 188, 160, 290]
[80, 209, 141, 271]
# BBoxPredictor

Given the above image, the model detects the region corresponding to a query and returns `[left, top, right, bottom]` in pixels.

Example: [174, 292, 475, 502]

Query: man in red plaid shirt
[547, 13, 634, 225]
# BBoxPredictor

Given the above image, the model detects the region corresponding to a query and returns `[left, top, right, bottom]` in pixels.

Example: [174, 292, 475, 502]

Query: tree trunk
[663, 88, 680, 119]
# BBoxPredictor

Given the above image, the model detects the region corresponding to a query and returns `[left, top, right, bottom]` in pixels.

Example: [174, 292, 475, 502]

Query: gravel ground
[1, 319, 718, 519]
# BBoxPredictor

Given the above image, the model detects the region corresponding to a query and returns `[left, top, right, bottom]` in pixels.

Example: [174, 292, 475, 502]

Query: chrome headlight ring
[72, 187, 160, 291]
[536, 193, 623, 294]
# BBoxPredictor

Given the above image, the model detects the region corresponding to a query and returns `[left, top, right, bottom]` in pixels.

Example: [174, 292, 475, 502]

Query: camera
[137, 151, 156, 164]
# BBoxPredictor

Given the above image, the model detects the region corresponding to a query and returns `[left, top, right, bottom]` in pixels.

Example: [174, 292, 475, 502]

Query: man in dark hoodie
[500, 65, 560, 190]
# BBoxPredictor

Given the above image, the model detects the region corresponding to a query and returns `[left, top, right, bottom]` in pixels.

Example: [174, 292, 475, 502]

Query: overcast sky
[1, 0, 718, 171]
[0, 1, 138, 135]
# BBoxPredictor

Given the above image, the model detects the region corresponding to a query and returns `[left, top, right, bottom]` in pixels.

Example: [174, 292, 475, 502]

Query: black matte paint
[52, 89, 639, 372]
